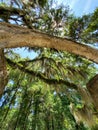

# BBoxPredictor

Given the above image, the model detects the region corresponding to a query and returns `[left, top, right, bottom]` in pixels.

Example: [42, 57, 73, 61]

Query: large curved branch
[0, 22, 98, 63]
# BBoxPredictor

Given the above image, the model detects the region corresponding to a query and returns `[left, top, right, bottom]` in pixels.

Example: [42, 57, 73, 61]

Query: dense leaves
[67, 8, 98, 44]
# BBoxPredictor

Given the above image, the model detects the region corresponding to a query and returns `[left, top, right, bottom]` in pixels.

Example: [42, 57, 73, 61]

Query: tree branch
[6, 57, 78, 90]
[0, 6, 24, 16]
[0, 22, 98, 63]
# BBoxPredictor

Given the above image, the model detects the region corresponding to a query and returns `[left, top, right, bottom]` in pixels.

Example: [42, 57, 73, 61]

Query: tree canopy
[0, 0, 98, 130]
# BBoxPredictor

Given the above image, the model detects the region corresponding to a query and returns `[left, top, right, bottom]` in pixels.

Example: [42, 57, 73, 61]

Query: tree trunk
[87, 74, 98, 110]
[0, 22, 98, 63]
[0, 49, 7, 96]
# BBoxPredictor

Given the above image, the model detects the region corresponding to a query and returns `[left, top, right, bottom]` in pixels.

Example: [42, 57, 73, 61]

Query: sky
[14, 0, 98, 59]
[60, 0, 98, 16]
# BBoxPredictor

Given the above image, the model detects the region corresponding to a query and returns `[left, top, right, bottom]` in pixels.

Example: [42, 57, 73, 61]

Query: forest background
[0, 0, 98, 130]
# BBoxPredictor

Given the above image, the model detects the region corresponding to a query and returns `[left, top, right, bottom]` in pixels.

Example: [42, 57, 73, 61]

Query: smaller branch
[18, 56, 57, 66]
[0, 6, 24, 16]
[6, 58, 78, 90]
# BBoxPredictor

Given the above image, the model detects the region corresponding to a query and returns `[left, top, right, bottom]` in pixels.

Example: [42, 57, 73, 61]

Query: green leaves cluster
[67, 8, 98, 44]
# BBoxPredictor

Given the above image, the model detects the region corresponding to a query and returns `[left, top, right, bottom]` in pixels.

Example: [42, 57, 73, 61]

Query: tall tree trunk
[52, 117, 54, 130]
[0, 49, 7, 96]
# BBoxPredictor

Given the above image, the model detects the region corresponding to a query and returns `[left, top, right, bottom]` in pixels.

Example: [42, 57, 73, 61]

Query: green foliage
[67, 8, 98, 44]
[0, 0, 98, 130]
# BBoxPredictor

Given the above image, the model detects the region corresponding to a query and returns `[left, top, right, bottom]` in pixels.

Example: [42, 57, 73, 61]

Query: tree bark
[0, 22, 98, 63]
[87, 74, 98, 110]
[0, 49, 7, 95]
